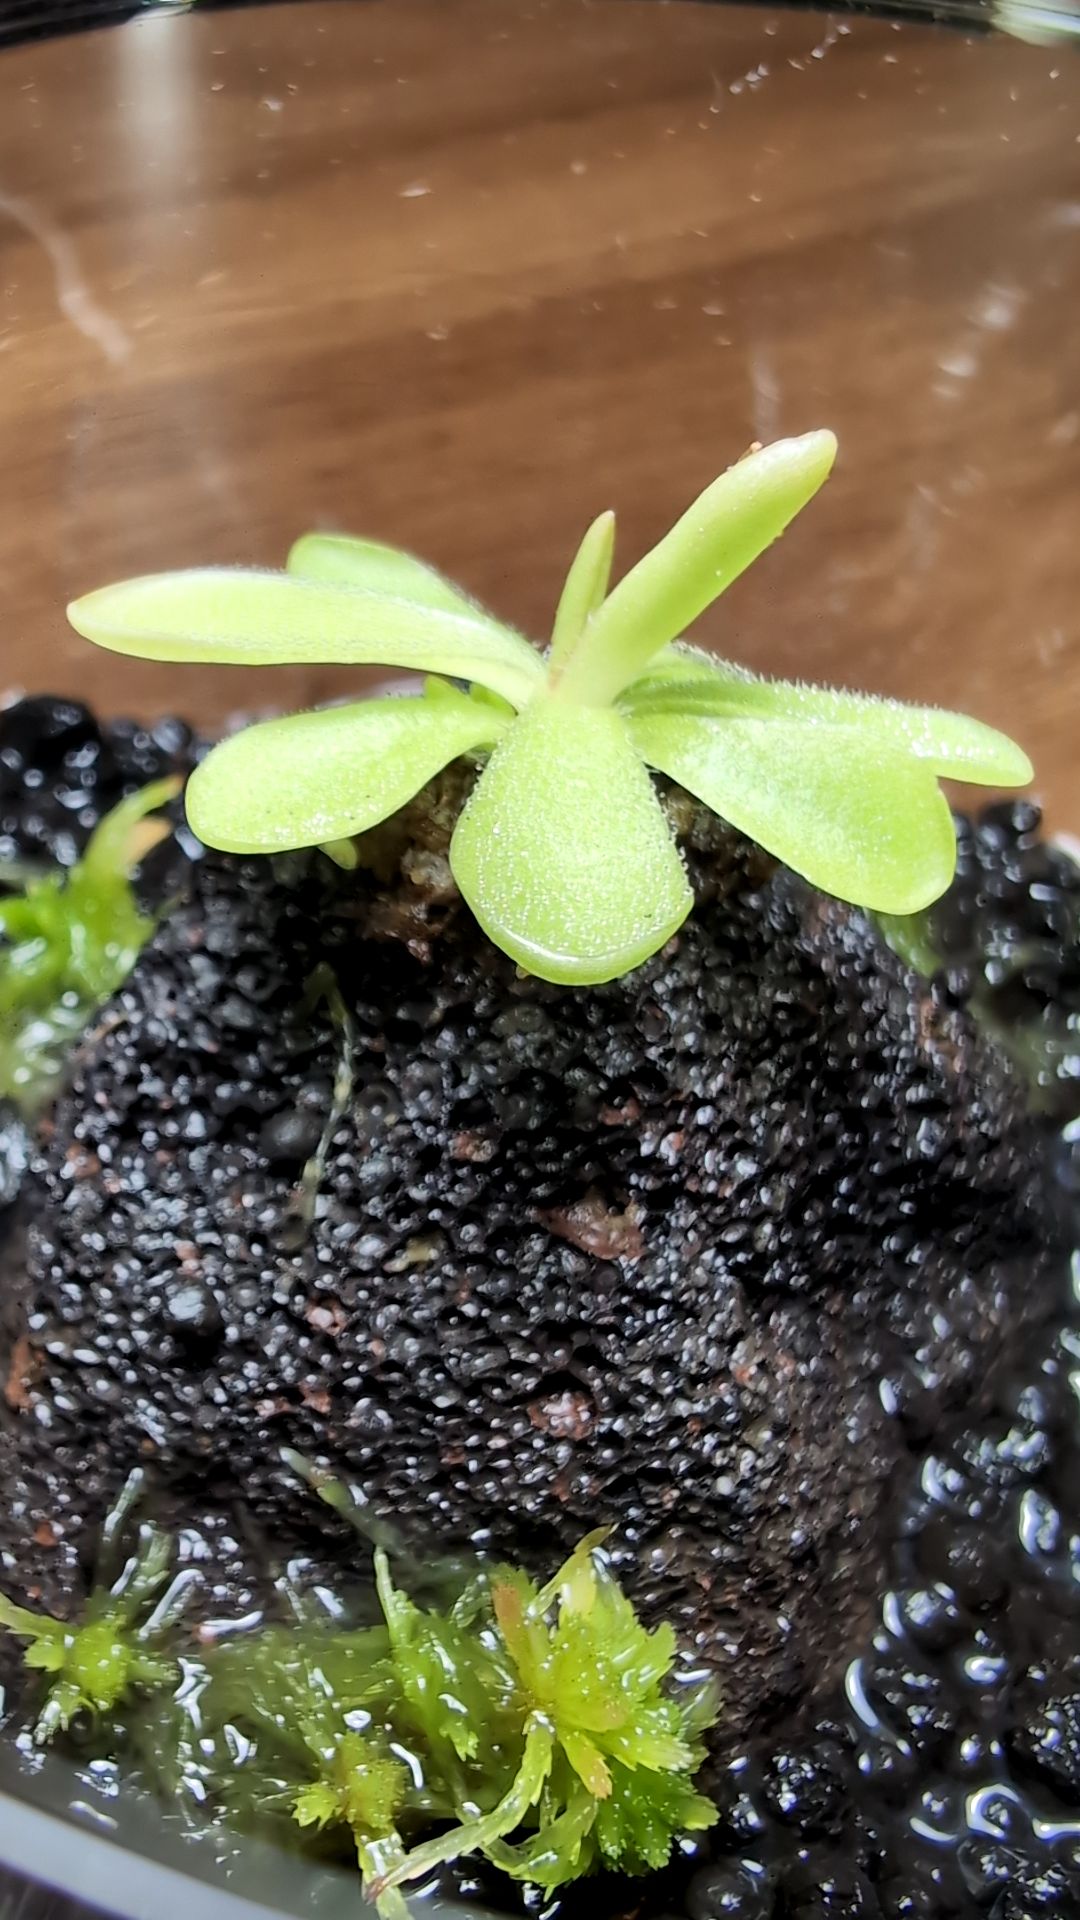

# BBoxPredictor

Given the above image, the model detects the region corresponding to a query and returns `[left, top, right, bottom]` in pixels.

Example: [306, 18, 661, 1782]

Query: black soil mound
[0, 707, 1059, 1756]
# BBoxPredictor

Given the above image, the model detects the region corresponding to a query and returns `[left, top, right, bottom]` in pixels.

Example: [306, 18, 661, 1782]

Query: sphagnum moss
[0, 1521, 717, 1916]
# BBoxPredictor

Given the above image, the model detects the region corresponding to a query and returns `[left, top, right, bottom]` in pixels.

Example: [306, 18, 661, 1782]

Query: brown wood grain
[0, 0, 1078, 820]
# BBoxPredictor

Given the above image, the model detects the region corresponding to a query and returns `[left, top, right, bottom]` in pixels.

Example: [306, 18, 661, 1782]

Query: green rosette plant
[68, 432, 1032, 986]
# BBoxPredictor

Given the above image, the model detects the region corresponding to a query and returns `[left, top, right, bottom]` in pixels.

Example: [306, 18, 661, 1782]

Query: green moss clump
[0, 778, 179, 1112]
[1, 1523, 718, 1915]
[0, 1527, 177, 1742]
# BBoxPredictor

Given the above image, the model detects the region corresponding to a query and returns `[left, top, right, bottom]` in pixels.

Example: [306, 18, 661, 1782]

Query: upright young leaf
[450, 700, 692, 986]
[548, 511, 617, 674]
[68, 572, 545, 709]
[186, 689, 506, 855]
[630, 710, 957, 914]
[556, 432, 837, 705]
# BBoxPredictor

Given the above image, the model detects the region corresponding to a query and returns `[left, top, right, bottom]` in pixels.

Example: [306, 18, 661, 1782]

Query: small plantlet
[67, 433, 1032, 986]
[0, 778, 179, 1110]
[0, 1526, 176, 1742]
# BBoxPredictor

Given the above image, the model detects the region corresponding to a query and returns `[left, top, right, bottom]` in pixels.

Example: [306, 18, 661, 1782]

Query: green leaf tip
[554, 429, 838, 706]
[67, 429, 1034, 984]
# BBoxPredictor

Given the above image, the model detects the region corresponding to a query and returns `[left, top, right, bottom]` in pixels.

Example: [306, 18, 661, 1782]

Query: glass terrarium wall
[1, 0, 1078, 826]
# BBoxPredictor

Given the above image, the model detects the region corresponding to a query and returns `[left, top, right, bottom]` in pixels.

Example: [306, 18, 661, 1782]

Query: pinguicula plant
[67, 432, 1032, 986]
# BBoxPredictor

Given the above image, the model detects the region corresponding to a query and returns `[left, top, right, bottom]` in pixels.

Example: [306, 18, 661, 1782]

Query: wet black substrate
[5, 748, 1055, 1752]
[641, 1283, 1080, 1920]
[0, 692, 194, 873]
[3, 697, 1080, 1919]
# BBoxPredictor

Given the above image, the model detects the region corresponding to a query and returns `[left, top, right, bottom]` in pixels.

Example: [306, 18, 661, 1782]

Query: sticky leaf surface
[186, 688, 505, 854]
[450, 700, 691, 984]
[630, 710, 957, 913]
[68, 571, 544, 708]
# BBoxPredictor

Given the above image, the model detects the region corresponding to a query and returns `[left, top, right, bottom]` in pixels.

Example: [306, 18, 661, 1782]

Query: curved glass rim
[0, 0, 1079, 55]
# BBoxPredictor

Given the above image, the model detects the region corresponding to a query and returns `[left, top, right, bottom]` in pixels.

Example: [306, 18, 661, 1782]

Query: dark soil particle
[1007, 1694, 1080, 1800]
[0, 693, 193, 872]
[2, 698, 1080, 1919]
[917, 802, 1080, 1120]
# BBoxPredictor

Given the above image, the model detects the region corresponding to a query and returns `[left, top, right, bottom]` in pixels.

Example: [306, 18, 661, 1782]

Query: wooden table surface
[0, 0, 1078, 821]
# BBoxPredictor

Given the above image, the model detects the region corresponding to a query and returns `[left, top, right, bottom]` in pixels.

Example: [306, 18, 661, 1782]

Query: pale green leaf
[485, 1785, 599, 1890]
[24, 1639, 68, 1673]
[548, 511, 616, 673]
[376, 1720, 554, 1891]
[562, 1732, 613, 1799]
[320, 837, 360, 870]
[79, 776, 182, 888]
[0, 1595, 63, 1642]
[594, 1766, 716, 1874]
[622, 655, 1033, 788]
[449, 700, 692, 986]
[602, 1712, 694, 1774]
[558, 431, 837, 704]
[294, 1781, 342, 1831]
[67, 571, 544, 709]
[287, 531, 489, 622]
[36, 1680, 83, 1742]
[185, 689, 505, 854]
[630, 710, 957, 913]
[623, 643, 735, 693]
